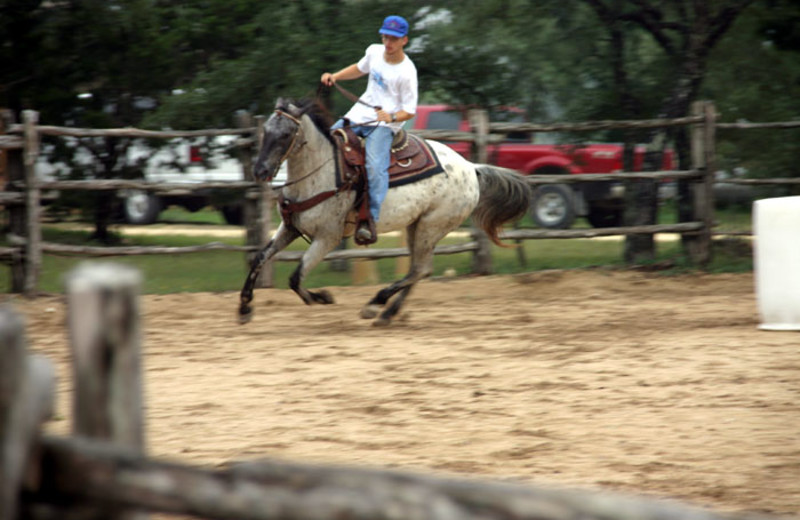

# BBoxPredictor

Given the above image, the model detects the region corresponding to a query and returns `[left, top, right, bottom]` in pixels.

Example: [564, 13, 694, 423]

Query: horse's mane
[277, 97, 336, 146]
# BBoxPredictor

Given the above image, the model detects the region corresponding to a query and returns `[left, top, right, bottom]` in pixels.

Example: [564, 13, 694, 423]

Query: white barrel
[754, 196, 800, 330]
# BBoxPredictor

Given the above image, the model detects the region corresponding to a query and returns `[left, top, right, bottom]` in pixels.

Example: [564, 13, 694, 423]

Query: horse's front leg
[239, 224, 300, 324]
[289, 236, 341, 305]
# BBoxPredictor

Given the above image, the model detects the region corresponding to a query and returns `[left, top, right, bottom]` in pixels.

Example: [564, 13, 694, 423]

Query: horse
[238, 97, 531, 326]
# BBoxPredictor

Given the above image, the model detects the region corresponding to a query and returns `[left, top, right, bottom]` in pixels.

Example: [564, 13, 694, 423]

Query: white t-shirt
[343, 44, 418, 133]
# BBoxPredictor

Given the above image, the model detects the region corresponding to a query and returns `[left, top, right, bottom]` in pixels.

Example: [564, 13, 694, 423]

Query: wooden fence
[2, 103, 800, 296]
[1, 262, 789, 520]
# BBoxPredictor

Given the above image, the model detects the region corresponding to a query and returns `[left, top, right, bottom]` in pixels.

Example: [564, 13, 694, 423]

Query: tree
[146, 0, 419, 127]
[570, 0, 756, 263]
[705, 0, 800, 192]
[2, 0, 275, 241]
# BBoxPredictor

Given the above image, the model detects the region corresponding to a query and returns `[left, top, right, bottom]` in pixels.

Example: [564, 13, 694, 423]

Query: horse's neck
[285, 118, 335, 196]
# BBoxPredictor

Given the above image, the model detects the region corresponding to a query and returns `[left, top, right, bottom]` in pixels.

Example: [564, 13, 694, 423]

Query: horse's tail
[473, 165, 532, 247]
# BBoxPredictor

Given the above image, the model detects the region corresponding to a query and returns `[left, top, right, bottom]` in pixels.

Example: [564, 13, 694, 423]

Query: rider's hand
[321, 72, 335, 86]
[375, 109, 392, 123]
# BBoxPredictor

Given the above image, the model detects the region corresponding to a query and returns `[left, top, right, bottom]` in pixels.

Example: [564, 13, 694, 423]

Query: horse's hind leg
[373, 286, 414, 327]
[360, 274, 414, 320]
[239, 225, 299, 324]
[360, 223, 420, 319]
[362, 222, 438, 325]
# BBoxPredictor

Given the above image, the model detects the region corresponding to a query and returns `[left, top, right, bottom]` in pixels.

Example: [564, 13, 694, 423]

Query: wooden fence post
[23, 110, 41, 296]
[4, 110, 26, 293]
[245, 115, 274, 288]
[623, 138, 659, 264]
[1, 307, 56, 520]
[684, 101, 715, 265]
[699, 101, 716, 265]
[468, 109, 493, 275]
[0, 109, 9, 187]
[64, 262, 146, 520]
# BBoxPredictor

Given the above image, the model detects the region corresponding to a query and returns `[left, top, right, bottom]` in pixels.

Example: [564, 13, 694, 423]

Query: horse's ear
[287, 101, 301, 117]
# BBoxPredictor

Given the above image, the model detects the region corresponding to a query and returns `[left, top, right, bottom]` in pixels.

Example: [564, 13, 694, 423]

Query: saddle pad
[334, 132, 445, 189]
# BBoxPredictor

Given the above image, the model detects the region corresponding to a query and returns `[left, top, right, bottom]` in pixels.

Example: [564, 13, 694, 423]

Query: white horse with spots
[239, 98, 531, 326]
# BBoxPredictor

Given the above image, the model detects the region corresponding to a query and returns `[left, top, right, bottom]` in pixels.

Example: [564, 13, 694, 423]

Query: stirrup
[354, 220, 377, 246]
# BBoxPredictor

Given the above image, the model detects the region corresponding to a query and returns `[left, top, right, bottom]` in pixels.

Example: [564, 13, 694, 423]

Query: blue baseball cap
[379, 15, 409, 38]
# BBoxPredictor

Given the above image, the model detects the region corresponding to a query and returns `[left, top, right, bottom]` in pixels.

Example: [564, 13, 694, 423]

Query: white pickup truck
[38, 136, 286, 225]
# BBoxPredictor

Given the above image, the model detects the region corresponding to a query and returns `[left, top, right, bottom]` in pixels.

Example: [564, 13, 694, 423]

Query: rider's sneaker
[356, 224, 374, 243]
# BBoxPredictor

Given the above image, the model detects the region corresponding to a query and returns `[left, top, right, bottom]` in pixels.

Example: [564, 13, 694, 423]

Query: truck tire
[586, 206, 623, 228]
[530, 184, 576, 229]
[221, 205, 244, 226]
[122, 190, 162, 225]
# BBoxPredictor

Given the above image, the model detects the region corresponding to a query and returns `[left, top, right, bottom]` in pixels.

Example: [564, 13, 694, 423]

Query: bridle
[273, 109, 306, 164]
[267, 109, 332, 190]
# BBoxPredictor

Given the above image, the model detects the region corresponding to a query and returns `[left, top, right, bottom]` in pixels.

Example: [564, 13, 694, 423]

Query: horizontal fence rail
[716, 120, 800, 130]
[503, 222, 704, 240]
[489, 114, 706, 133]
[8, 124, 255, 138]
[1, 237, 479, 259]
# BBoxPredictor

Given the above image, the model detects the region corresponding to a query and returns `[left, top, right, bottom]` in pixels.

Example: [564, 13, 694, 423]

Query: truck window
[427, 111, 462, 131]
[489, 109, 531, 143]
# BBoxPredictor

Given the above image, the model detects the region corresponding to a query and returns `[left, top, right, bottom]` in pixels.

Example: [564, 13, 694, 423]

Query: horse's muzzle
[253, 162, 278, 182]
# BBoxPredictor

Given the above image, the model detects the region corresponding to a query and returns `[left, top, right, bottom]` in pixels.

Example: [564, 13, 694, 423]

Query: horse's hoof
[314, 289, 335, 305]
[238, 307, 253, 325]
[372, 316, 392, 327]
[360, 304, 381, 319]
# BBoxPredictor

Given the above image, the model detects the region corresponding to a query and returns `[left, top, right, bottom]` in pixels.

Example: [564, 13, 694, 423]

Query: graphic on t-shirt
[372, 70, 387, 91]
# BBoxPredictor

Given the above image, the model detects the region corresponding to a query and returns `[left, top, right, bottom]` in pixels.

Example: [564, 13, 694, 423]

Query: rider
[320, 15, 418, 244]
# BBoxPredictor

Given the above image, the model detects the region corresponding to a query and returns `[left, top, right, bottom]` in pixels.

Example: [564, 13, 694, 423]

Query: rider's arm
[376, 109, 414, 124]
[321, 64, 365, 86]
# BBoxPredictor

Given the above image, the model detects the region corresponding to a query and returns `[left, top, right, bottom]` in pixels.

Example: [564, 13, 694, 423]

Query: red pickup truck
[408, 104, 674, 229]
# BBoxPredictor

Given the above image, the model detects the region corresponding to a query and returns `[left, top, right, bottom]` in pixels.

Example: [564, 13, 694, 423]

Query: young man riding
[320, 15, 418, 244]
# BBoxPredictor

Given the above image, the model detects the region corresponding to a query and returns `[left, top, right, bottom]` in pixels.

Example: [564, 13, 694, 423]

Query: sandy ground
[6, 269, 800, 517]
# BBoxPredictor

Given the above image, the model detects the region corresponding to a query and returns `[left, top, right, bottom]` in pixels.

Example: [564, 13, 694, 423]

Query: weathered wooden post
[244, 114, 274, 288]
[684, 101, 716, 265]
[22, 110, 42, 297]
[0, 307, 56, 520]
[66, 262, 144, 447]
[4, 111, 27, 293]
[64, 262, 146, 520]
[468, 108, 492, 275]
[623, 134, 659, 264]
[0, 109, 9, 187]
[698, 101, 716, 265]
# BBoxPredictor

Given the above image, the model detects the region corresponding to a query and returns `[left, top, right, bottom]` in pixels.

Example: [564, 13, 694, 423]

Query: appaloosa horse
[239, 97, 531, 326]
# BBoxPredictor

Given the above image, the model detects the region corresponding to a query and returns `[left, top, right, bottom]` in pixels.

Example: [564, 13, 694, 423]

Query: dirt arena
[7, 269, 800, 517]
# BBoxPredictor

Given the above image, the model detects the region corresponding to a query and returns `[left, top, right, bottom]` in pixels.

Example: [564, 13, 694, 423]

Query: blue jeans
[331, 119, 392, 223]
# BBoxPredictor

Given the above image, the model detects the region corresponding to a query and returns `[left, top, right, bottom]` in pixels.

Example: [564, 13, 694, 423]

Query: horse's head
[253, 98, 305, 182]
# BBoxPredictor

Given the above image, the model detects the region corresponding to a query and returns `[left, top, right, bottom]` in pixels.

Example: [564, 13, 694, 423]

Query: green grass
[1, 206, 753, 295]
[158, 207, 227, 225]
